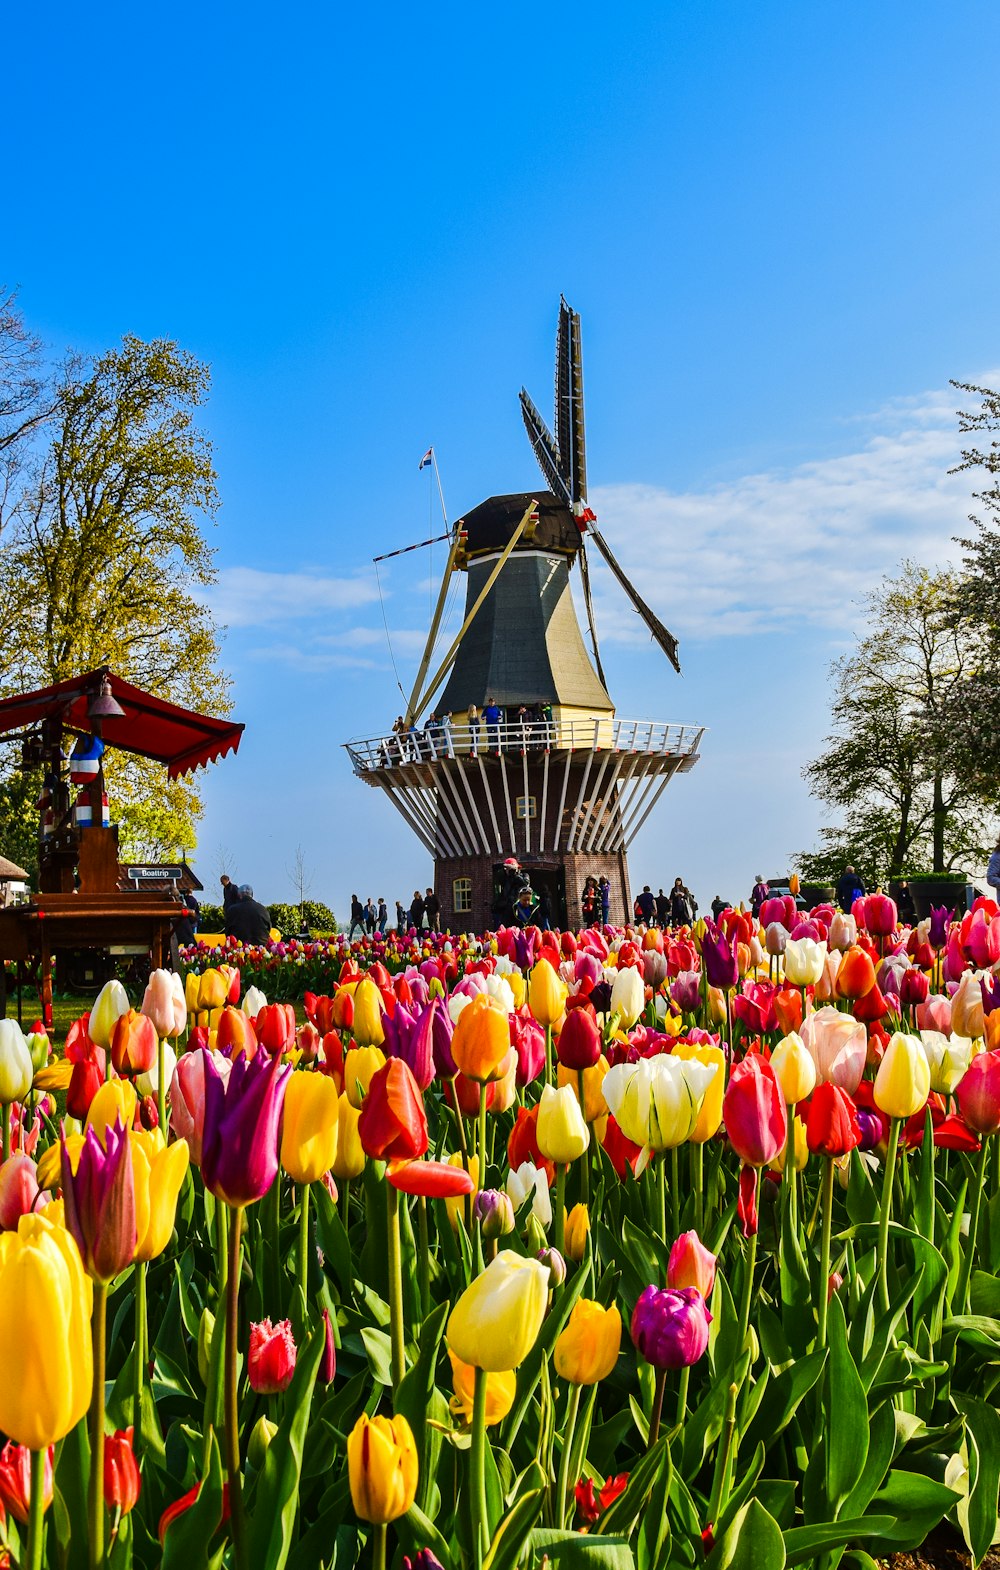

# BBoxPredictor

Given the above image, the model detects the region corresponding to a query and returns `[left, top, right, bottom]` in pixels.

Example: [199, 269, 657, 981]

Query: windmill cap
[457, 493, 580, 560]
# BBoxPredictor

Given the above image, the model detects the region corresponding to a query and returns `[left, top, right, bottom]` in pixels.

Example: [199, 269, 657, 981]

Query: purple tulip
[855, 1110, 883, 1152]
[403, 1554, 447, 1570]
[928, 905, 951, 948]
[670, 971, 701, 1013]
[201, 1046, 290, 1209]
[61, 1119, 136, 1282]
[381, 1001, 436, 1090]
[982, 972, 1000, 1016]
[574, 952, 603, 990]
[512, 928, 537, 971]
[630, 1285, 712, 1369]
[431, 1001, 457, 1078]
[701, 925, 738, 992]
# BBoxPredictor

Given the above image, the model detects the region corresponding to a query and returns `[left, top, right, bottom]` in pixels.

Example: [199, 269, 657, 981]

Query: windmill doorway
[492, 861, 567, 930]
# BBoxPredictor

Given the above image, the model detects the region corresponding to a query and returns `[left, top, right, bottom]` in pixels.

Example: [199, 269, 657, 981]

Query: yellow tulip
[557, 1056, 610, 1122]
[352, 977, 386, 1048]
[783, 938, 828, 987]
[553, 1298, 622, 1385]
[768, 1115, 809, 1173]
[536, 1084, 590, 1163]
[281, 1071, 339, 1184]
[198, 968, 229, 1010]
[873, 1032, 931, 1120]
[0, 1214, 93, 1448]
[37, 1132, 84, 1191]
[85, 1078, 138, 1144]
[130, 1131, 190, 1261]
[33, 1058, 74, 1093]
[347, 1412, 418, 1523]
[447, 1250, 549, 1371]
[670, 1041, 725, 1143]
[331, 1097, 365, 1180]
[770, 1032, 817, 1105]
[88, 979, 129, 1051]
[448, 1349, 516, 1426]
[507, 972, 526, 1009]
[564, 1203, 590, 1262]
[528, 958, 567, 1028]
[450, 994, 511, 1084]
[445, 1154, 478, 1230]
[185, 972, 201, 1013]
[344, 1046, 386, 1110]
[951, 972, 985, 1040]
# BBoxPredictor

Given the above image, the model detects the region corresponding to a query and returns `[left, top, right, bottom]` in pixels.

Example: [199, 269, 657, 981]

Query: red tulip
[556, 1008, 602, 1070]
[159, 1481, 231, 1544]
[806, 1083, 862, 1157]
[386, 1158, 475, 1197]
[110, 1010, 157, 1076]
[835, 948, 876, 1002]
[0, 1441, 53, 1523]
[601, 1114, 642, 1179]
[248, 1318, 297, 1394]
[510, 1012, 546, 1086]
[104, 1427, 140, 1514]
[723, 1055, 787, 1167]
[357, 1059, 428, 1160]
[216, 1006, 258, 1059]
[67, 1057, 104, 1121]
[507, 1104, 555, 1185]
[255, 1004, 296, 1056]
[955, 1050, 1000, 1136]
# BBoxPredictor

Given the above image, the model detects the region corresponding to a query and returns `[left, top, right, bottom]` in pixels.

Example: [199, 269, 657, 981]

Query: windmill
[344, 301, 703, 932]
[519, 297, 681, 678]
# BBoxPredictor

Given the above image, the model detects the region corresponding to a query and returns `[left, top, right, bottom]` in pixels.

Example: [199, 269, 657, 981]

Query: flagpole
[430, 450, 449, 528]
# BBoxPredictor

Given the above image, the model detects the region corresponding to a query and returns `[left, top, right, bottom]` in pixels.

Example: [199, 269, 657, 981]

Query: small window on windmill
[516, 796, 537, 820]
[453, 877, 472, 913]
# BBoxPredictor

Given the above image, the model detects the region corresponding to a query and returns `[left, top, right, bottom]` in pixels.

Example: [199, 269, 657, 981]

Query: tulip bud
[528, 958, 567, 1027]
[248, 1413, 279, 1470]
[536, 1084, 590, 1164]
[104, 1428, 141, 1514]
[474, 1188, 515, 1239]
[564, 1202, 590, 1262]
[554, 1298, 622, 1384]
[955, 1048, 1000, 1135]
[110, 1010, 158, 1076]
[0, 1441, 54, 1523]
[198, 1308, 216, 1386]
[248, 1318, 297, 1394]
[0, 1021, 34, 1105]
[667, 1230, 716, 1299]
[331, 1098, 365, 1180]
[25, 1028, 50, 1074]
[352, 977, 386, 1047]
[537, 1246, 567, 1287]
[610, 967, 645, 1028]
[784, 938, 828, 987]
[873, 1032, 931, 1119]
[141, 969, 178, 1039]
[630, 1285, 711, 1369]
[243, 986, 268, 1017]
[951, 972, 985, 1040]
[89, 980, 129, 1051]
[556, 1008, 601, 1069]
[770, 1032, 817, 1104]
[347, 1413, 419, 1524]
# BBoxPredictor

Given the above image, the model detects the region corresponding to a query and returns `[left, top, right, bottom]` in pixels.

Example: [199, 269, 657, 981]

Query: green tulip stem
[471, 1366, 490, 1570]
[577, 1069, 590, 1207]
[877, 1119, 902, 1312]
[477, 1082, 489, 1194]
[545, 1024, 553, 1082]
[216, 1196, 229, 1297]
[656, 1155, 667, 1247]
[133, 1259, 147, 1434]
[555, 1381, 582, 1528]
[707, 1382, 739, 1528]
[27, 1446, 45, 1570]
[386, 1182, 406, 1392]
[298, 1182, 311, 1303]
[156, 1035, 166, 1136]
[417, 1195, 431, 1320]
[670, 1145, 680, 1236]
[816, 1157, 835, 1349]
[373, 1522, 388, 1570]
[675, 1364, 691, 1429]
[784, 1103, 798, 1231]
[691, 1142, 704, 1233]
[88, 1279, 108, 1570]
[736, 1227, 758, 1357]
[554, 1165, 567, 1257]
[956, 1136, 990, 1311]
[225, 1205, 248, 1570]
[647, 1367, 667, 1448]
[1, 1102, 9, 1163]
[340, 1176, 351, 1226]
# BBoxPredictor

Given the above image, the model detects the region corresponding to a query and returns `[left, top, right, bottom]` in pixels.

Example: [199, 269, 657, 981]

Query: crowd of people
[348, 888, 441, 938]
[375, 698, 556, 766]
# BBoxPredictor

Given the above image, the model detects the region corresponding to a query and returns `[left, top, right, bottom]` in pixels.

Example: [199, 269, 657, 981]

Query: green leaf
[955, 1395, 1000, 1567]
[637, 1438, 672, 1570]
[865, 1470, 960, 1551]
[841, 1400, 895, 1520]
[779, 1188, 813, 1356]
[530, 1529, 637, 1570]
[705, 1498, 785, 1570]
[502, 1263, 588, 1449]
[53, 1417, 90, 1570]
[394, 1300, 449, 1513]
[598, 1436, 670, 1538]
[970, 1270, 1000, 1318]
[313, 1177, 355, 1298]
[397, 1501, 456, 1570]
[782, 1516, 895, 1566]
[359, 1325, 393, 1385]
[740, 1350, 825, 1460]
[161, 1432, 226, 1570]
[825, 1291, 869, 1515]
[246, 1322, 324, 1570]
[482, 1473, 546, 1570]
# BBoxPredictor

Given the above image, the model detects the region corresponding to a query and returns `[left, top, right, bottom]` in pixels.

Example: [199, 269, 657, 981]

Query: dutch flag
[418, 448, 434, 470]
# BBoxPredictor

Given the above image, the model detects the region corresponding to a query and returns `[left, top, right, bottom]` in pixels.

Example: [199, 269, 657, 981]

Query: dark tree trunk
[932, 773, 946, 871]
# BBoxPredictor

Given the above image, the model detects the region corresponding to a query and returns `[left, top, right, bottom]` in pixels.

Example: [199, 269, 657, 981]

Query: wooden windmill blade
[584, 522, 682, 674]
[519, 388, 570, 506]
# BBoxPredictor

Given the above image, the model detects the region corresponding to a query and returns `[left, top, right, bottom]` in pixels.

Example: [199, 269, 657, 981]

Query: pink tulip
[955, 1049, 1000, 1135]
[0, 1155, 46, 1230]
[945, 931, 967, 983]
[141, 969, 178, 1039]
[799, 1006, 867, 1093]
[667, 1230, 717, 1299]
[853, 894, 897, 937]
[170, 1049, 232, 1165]
[723, 1055, 787, 1167]
[760, 895, 796, 931]
[828, 913, 858, 952]
[916, 993, 951, 1034]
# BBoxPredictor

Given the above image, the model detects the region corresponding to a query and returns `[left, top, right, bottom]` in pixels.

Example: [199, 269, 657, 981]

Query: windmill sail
[521, 298, 682, 675]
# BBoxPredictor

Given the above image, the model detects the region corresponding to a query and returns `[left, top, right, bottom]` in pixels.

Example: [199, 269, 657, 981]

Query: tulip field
[0, 895, 999, 1570]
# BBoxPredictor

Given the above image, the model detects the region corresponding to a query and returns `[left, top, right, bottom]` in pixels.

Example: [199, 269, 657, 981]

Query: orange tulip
[835, 947, 876, 1001]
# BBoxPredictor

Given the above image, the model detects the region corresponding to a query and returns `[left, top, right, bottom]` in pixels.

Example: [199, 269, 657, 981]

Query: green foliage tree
[950, 380, 1000, 786]
[795, 562, 998, 885]
[0, 321, 230, 861]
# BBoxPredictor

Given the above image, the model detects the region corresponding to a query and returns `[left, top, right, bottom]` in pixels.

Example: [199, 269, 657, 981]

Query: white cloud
[586, 381, 987, 643]
[208, 566, 381, 627]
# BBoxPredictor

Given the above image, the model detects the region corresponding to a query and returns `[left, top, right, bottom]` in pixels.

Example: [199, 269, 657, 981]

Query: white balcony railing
[344, 717, 704, 776]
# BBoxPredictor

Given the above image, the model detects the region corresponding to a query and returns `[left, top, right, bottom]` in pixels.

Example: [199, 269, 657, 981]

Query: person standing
[409, 888, 425, 930]
[484, 696, 501, 753]
[225, 884, 272, 945]
[836, 865, 866, 912]
[599, 876, 611, 925]
[364, 898, 376, 935]
[987, 836, 1000, 898]
[395, 899, 406, 932]
[637, 884, 655, 923]
[581, 878, 598, 925]
[711, 894, 727, 920]
[750, 875, 769, 916]
[655, 888, 669, 926]
[349, 894, 366, 939]
[424, 886, 440, 932]
[467, 704, 480, 755]
[377, 897, 388, 933]
[670, 878, 693, 926]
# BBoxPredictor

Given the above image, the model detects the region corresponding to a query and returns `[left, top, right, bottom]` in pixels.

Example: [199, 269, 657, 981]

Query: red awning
[0, 668, 244, 779]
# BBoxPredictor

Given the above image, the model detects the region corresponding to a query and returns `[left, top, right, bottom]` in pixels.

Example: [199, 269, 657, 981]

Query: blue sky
[7, 0, 1000, 917]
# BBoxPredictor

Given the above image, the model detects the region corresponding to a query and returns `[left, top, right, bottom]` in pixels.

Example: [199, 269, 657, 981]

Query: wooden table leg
[40, 931, 53, 1032]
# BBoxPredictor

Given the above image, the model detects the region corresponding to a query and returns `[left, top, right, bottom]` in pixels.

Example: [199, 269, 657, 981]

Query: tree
[287, 844, 312, 926]
[795, 563, 998, 885]
[950, 381, 1000, 785]
[0, 332, 230, 859]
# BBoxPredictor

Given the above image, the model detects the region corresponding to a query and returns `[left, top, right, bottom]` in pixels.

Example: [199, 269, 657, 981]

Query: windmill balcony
[345, 717, 705, 777]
